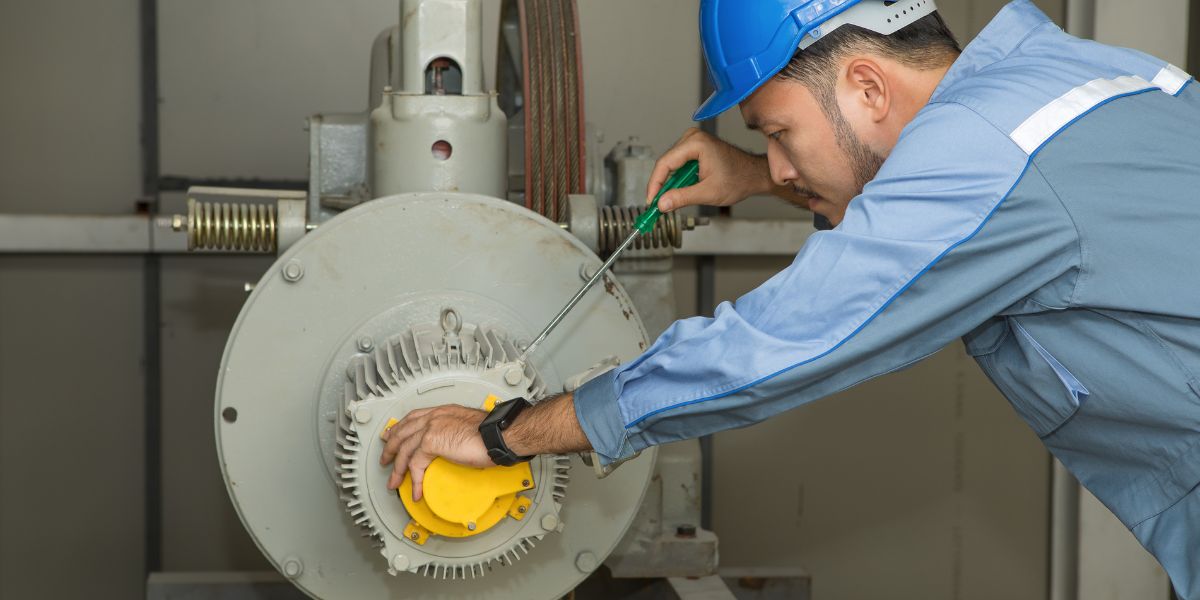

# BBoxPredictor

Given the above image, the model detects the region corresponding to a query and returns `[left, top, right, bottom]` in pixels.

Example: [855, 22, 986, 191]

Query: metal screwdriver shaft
[519, 160, 700, 363]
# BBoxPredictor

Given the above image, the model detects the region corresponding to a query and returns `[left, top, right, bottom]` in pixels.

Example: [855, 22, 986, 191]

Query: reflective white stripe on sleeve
[1152, 64, 1192, 96]
[1009, 75, 1154, 155]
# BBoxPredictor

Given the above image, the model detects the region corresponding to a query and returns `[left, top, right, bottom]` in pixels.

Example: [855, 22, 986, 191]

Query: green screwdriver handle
[634, 160, 700, 234]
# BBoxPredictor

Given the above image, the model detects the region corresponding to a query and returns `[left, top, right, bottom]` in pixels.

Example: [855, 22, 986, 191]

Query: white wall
[1095, 0, 1190, 66]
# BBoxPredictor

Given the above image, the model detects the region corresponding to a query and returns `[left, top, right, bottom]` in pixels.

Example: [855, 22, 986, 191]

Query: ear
[842, 58, 890, 124]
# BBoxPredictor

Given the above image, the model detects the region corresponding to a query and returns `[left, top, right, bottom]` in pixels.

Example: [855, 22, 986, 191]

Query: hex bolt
[517, 505, 527, 514]
[357, 335, 374, 352]
[282, 259, 305, 283]
[676, 524, 697, 538]
[466, 521, 477, 531]
[575, 551, 598, 573]
[391, 554, 410, 572]
[282, 557, 303, 579]
[540, 514, 560, 532]
[504, 367, 524, 386]
[522, 479, 531, 488]
[354, 406, 372, 424]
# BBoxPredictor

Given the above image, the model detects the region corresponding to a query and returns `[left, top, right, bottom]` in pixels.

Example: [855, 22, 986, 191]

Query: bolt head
[357, 335, 374, 352]
[410, 532, 421, 541]
[282, 260, 304, 282]
[504, 368, 524, 386]
[466, 521, 477, 531]
[575, 551, 598, 573]
[282, 558, 303, 578]
[517, 505, 527, 514]
[391, 554, 410, 572]
[353, 407, 372, 424]
[540, 514, 560, 532]
[521, 479, 531, 488]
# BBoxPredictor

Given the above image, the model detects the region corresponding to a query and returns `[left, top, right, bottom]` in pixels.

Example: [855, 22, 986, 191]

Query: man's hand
[377, 394, 593, 501]
[379, 404, 493, 500]
[647, 128, 775, 213]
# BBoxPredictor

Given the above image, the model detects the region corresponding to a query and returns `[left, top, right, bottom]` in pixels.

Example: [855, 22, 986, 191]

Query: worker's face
[740, 77, 885, 225]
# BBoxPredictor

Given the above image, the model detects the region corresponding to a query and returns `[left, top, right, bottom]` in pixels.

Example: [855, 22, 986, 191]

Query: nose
[766, 141, 799, 187]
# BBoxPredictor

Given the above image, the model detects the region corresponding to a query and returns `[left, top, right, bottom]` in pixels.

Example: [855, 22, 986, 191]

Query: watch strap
[479, 397, 535, 467]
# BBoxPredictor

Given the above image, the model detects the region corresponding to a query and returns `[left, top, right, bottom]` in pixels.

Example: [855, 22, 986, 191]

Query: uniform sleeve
[575, 102, 1082, 465]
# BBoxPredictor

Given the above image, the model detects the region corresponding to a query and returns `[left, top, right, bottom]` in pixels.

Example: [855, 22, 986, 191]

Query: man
[381, 0, 1200, 593]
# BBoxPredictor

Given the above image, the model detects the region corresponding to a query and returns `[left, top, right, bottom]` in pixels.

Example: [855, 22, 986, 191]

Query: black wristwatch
[479, 397, 535, 467]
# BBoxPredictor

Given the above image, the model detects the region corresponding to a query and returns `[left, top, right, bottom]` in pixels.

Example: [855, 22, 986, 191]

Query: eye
[768, 130, 784, 141]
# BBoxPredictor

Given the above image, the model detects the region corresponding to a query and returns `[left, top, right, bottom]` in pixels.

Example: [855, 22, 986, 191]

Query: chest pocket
[964, 317, 1087, 438]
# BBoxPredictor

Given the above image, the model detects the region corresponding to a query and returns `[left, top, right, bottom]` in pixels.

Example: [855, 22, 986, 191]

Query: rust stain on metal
[602, 274, 618, 297]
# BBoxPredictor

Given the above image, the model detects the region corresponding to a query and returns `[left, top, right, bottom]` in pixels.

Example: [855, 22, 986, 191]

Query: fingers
[408, 450, 434, 502]
[379, 408, 435, 466]
[378, 405, 489, 493]
[386, 432, 425, 489]
[646, 128, 704, 204]
[658, 179, 721, 213]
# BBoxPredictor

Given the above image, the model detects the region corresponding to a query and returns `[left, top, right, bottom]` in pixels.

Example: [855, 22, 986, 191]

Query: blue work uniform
[574, 0, 1200, 593]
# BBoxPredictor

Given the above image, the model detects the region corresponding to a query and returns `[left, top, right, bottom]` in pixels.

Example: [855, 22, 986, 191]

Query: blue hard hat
[694, 0, 936, 121]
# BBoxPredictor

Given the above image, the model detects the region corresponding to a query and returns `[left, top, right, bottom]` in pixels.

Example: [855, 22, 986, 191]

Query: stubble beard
[829, 104, 886, 197]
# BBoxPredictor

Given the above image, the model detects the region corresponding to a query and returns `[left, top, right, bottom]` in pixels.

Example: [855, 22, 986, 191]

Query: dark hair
[779, 11, 961, 112]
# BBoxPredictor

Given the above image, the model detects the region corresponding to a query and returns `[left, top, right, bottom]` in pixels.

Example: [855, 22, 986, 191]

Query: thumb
[658, 181, 714, 213]
[657, 190, 682, 213]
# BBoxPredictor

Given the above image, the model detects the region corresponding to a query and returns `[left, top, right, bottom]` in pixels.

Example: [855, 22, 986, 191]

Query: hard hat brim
[693, 47, 797, 122]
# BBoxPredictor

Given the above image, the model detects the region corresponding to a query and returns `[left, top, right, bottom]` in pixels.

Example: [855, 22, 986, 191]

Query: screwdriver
[519, 160, 700, 363]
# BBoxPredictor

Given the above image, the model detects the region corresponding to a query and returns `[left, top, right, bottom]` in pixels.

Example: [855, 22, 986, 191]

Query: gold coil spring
[597, 206, 684, 255]
[187, 198, 277, 252]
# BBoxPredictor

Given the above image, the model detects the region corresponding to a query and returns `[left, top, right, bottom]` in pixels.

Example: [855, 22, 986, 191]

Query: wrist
[502, 400, 545, 457]
[479, 397, 534, 466]
[501, 392, 588, 457]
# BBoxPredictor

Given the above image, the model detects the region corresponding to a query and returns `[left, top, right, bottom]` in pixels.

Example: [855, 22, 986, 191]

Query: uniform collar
[932, 0, 1056, 101]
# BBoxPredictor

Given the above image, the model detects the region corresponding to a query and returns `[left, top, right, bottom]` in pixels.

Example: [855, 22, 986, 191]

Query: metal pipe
[158, 175, 307, 192]
[139, 0, 163, 581]
[697, 64, 719, 533]
[1189, 0, 1199, 71]
[1049, 459, 1080, 600]
[1066, 0, 1096, 39]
